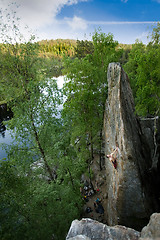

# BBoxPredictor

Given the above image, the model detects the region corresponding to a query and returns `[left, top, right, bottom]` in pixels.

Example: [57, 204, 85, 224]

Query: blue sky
[0, 0, 160, 44]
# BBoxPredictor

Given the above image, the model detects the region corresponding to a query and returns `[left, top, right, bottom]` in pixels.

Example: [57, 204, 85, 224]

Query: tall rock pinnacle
[103, 62, 160, 230]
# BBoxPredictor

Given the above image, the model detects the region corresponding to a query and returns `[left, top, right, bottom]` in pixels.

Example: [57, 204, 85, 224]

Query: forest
[0, 9, 160, 240]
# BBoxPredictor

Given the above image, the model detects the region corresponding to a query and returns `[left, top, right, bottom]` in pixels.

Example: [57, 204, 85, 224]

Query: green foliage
[0, 40, 40, 101]
[92, 29, 120, 67]
[75, 39, 94, 58]
[0, 9, 84, 240]
[0, 160, 83, 240]
[118, 44, 132, 65]
[0, 60, 83, 239]
[124, 24, 160, 116]
[150, 22, 160, 45]
[38, 39, 77, 58]
[62, 29, 121, 170]
[39, 56, 63, 78]
[123, 41, 146, 99]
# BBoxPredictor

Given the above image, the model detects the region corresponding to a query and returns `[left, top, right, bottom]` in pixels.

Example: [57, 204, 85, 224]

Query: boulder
[103, 63, 160, 230]
[66, 218, 140, 240]
[140, 213, 160, 239]
[67, 236, 91, 240]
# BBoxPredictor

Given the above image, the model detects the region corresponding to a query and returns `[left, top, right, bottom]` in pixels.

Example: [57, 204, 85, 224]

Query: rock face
[66, 218, 140, 240]
[103, 63, 160, 230]
[139, 117, 160, 208]
[140, 213, 160, 239]
[66, 213, 160, 240]
[66, 63, 160, 240]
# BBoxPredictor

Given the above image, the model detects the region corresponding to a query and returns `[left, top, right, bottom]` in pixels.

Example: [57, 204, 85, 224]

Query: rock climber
[94, 198, 104, 214]
[96, 203, 104, 214]
[106, 147, 118, 169]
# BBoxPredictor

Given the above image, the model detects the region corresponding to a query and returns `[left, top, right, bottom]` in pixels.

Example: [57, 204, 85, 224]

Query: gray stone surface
[66, 214, 160, 240]
[67, 235, 91, 240]
[103, 63, 160, 230]
[103, 63, 147, 228]
[139, 117, 160, 172]
[66, 218, 140, 240]
[140, 213, 160, 239]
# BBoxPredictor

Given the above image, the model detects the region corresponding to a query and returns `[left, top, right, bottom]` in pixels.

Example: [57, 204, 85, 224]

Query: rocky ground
[81, 153, 109, 224]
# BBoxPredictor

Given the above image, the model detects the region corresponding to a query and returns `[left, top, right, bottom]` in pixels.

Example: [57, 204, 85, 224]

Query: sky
[0, 0, 160, 44]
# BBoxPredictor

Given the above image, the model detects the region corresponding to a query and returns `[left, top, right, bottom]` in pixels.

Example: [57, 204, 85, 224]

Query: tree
[0, 156, 83, 240]
[118, 43, 132, 65]
[0, 8, 84, 240]
[124, 24, 160, 116]
[75, 39, 94, 58]
[150, 22, 160, 45]
[62, 29, 121, 172]
[123, 41, 146, 100]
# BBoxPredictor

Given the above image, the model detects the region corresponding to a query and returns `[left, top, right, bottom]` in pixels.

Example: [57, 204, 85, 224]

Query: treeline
[0, 39, 131, 104]
[38, 39, 77, 58]
[37, 38, 132, 61]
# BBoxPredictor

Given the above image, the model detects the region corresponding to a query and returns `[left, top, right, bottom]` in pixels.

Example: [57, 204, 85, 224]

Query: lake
[0, 76, 65, 160]
[0, 104, 13, 159]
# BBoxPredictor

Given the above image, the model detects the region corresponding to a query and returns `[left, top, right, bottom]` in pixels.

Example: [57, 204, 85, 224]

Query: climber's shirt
[112, 159, 117, 169]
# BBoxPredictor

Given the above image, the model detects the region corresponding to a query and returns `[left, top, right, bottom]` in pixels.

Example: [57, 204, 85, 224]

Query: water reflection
[0, 76, 65, 159]
[0, 104, 13, 138]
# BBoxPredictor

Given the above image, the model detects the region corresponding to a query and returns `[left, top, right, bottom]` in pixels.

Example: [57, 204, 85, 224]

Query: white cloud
[153, 0, 160, 3]
[65, 15, 88, 30]
[0, 0, 88, 29]
[0, 0, 89, 42]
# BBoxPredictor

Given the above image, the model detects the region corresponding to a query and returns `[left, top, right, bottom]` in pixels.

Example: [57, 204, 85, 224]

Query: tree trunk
[67, 168, 75, 189]
[30, 112, 54, 181]
[89, 132, 94, 161]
